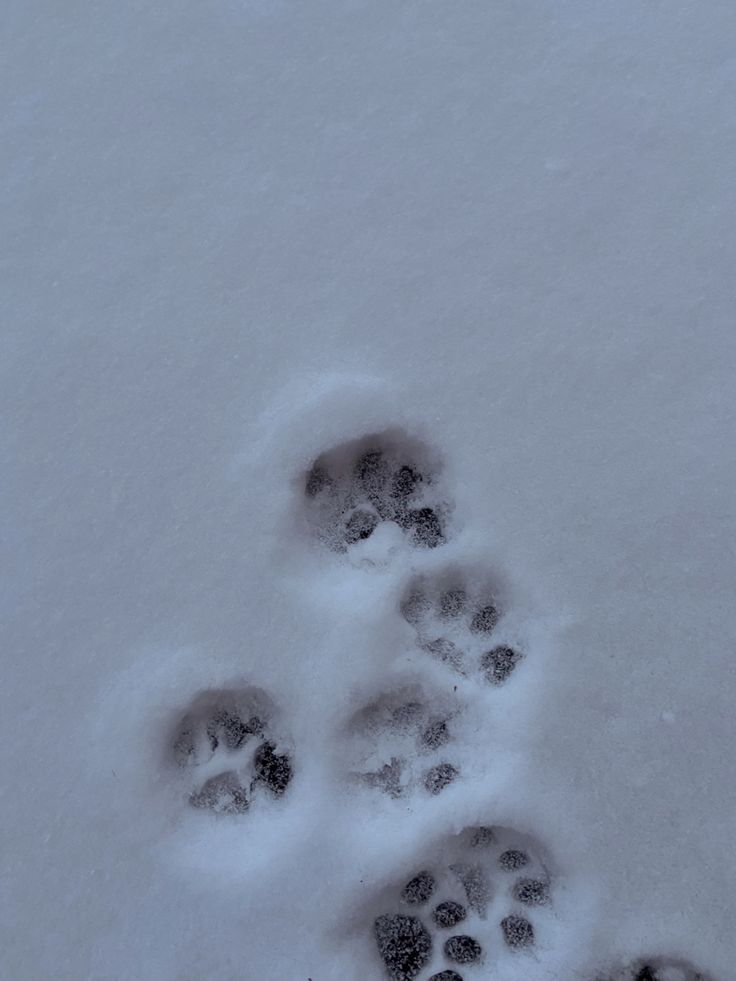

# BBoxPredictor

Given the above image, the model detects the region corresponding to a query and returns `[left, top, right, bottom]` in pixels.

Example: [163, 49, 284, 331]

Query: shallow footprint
[400, 569, 523, 685]
[303, 431, 451, 555]
[169, 686, 293, 816]
[344, 685, 461, 801]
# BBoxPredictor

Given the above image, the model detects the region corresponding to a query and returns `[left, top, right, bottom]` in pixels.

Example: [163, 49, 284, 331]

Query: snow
[2, 1, 735, 979]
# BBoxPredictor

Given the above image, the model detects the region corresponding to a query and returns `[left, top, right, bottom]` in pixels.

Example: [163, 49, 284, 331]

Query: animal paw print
[304, 433, 450, 553]
[170, 687, 293, 815]
[595, 960, 714, 981]
[371, 824, 554, 980]
[345, 687, 460, 799]
[400, 571, 522, 685]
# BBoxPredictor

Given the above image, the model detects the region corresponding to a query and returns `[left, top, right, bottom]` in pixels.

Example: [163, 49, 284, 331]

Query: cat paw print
[170, 687, 293, 815]
[371, 824, 555, 980]
[303, 432, 451, 553]
[400, 571, 522, 685]
[345, 686, 461, 800]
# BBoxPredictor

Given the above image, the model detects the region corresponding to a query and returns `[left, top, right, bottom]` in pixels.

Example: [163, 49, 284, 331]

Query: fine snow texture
[3, 1, 736, 979]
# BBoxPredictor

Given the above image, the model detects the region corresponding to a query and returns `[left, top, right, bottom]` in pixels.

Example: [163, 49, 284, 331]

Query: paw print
[304, 433, 451, 553]
[153, 407, 714, 981]
[344, 686, 461, 800]
[371, 824, 555, 979]
[170, 687, 293, 815]
[400, 570, 522, 685]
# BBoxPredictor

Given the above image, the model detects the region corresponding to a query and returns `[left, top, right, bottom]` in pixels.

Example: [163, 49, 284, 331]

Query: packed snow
[2, 1, 735, 979]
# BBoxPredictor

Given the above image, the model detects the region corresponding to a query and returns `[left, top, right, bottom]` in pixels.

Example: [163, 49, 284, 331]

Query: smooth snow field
[2, 2, 735, 980]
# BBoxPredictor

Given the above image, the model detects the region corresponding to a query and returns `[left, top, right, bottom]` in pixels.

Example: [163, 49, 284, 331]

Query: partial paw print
[400, 571, 522, 685]
[372, 824, 554, 980]
[594, 960, 714, 981]
[170, 687, 293, 815]
[303, 432, 451, 554]
[345, 687, 461, 800]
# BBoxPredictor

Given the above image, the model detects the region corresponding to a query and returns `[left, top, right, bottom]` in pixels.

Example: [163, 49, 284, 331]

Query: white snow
[2, 1, 735, 979]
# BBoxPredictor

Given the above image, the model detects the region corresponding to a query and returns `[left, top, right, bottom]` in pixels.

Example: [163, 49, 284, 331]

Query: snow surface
[2, 1, 736, 979]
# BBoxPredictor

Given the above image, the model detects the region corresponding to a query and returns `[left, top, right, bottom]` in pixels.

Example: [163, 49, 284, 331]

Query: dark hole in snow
[443, 935, 482, 965]
[424, 762, 458, 795]
[401, 870, 436, 905]
[432, 900, 467, 929]
[480, 645, 520, 685]
[420, 718, 450, 750]
[355, 450, 390, 502]
[500, 914, 534, 949]
[400, 589, 430, 624]
[374, 914, 432, 981]
[407, 507, 443, 548]
[253, 741, 292, 796]
[438, 587, 466, 619]
[470, 604, 499, 634]
[513, 877, 550, 906]
[390, 465, 422, 500]
[498, 848, 528, 871]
